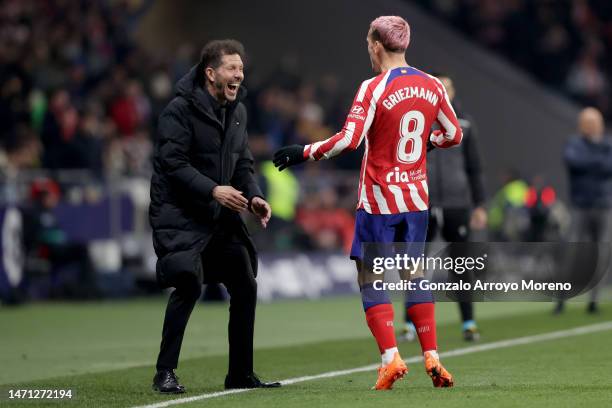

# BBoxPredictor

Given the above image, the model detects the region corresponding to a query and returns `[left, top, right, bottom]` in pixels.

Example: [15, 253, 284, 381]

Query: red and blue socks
[361, 283, 398, 364]
[406, 278, 437, 353]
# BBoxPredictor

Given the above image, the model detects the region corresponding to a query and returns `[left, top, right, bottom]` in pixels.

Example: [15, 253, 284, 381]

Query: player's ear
[374, 41, 383, 55]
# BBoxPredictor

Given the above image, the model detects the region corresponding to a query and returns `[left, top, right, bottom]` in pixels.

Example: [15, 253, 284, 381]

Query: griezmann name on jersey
[304, 67, 463, 215]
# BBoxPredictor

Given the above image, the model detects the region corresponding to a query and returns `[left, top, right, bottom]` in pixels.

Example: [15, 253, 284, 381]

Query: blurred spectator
[566, 50, 609, 108]
[22, 177, 99, 299]
[74, 104, 108, 174]
[556, 107, 612, 314]
[296, 187, 354, 252]
[121, 127, 152, 175]
[421, 0, 612, 119]
[488, 169, 530, 241]
[148, 69, 173, 119]
[524, 175, 569, 241]
[257, 154, 299, 223]
[565, 108, 612, 209]
[0, 126, 41, 205]
[40, 89, 78, 169]
[109, 79, 150, 137]
[0, 0, 157, 178]
[248, 136, 313, 251]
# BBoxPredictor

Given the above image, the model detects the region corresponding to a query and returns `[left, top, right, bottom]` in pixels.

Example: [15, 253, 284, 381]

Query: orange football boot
[424, 351, 454, 387]
[373, 352, 408, 390]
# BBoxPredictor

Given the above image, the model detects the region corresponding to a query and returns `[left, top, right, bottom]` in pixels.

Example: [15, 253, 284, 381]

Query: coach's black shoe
[224, 373, 281, 389]
[152, 369, 186, 394]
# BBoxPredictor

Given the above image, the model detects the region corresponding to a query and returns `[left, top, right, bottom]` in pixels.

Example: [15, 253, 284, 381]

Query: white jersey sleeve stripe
[408, 183, 428, 211]
[420, 180, 429, 196]
[318, 122, 356, 159]
[356, 71, 390, 144]
[372, 185, 391, 214]
[356, 77, 375, 102]
[360, 183, 372, 213]
[357, 131, 370, 210]
[308, 141, 325, 160]
[437, 109, 457, 141]
[441, 84, 458, 116]
[357, 73, 391, 214]
[429, 74, 457, 112]
[388, 185, 409, 212]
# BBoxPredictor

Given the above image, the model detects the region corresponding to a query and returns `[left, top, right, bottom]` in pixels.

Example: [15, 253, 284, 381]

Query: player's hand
[212, 186, 248, 212]
[470, 206, 488, 230]
[273, 145, 306, 171]
[250, 196, 272, 228]
[429, 130, 446, 148]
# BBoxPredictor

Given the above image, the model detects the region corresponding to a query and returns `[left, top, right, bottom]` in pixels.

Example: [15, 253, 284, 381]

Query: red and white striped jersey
[303, 66, 463, 214]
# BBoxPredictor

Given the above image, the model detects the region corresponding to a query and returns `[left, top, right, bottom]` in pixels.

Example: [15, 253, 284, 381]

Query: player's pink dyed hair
[369, 16, 410, 52]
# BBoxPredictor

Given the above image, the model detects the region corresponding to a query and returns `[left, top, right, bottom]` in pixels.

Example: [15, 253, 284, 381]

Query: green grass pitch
[1, 297, 611, 407]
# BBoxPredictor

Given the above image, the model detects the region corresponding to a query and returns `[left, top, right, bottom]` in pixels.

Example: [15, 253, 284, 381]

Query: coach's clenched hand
[212, 186, 248, 212]
[273, 145, 307, 171]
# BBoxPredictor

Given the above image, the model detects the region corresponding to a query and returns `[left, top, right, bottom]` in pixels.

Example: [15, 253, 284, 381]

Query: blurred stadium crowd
[420, 0, 612, 118]
[0, 0, 604, 299]
[1, 0, 164, 178]
[0, 0, 365, 259]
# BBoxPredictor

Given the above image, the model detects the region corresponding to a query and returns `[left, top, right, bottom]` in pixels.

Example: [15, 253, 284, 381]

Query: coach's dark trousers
[156, 227, 257, 377]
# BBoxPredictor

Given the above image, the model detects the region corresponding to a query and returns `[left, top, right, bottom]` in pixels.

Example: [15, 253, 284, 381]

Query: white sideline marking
[132, 321, 612, 408]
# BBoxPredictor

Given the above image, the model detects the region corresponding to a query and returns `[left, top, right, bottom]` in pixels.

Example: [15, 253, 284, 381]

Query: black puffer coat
[149, 66, 262, 288]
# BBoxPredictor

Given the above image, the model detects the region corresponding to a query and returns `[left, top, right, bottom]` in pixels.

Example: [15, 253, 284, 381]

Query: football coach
[149, 39, 279, 393]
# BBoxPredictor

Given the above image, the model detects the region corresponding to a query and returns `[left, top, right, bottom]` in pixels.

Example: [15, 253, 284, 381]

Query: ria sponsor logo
[351, 105, 365, 114]
[385, 167, 424, 183]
